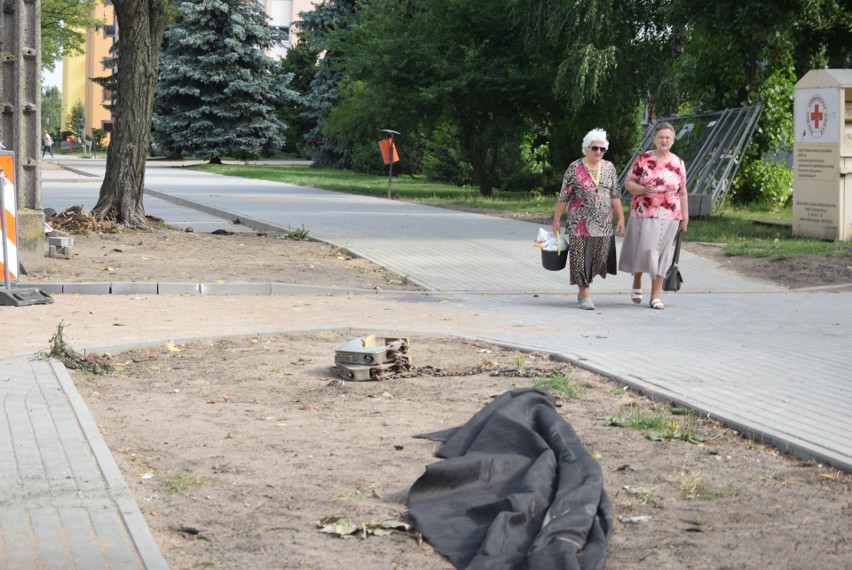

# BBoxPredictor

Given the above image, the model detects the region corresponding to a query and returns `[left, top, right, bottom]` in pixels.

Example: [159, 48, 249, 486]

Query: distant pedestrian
[42, 130, 54, 158]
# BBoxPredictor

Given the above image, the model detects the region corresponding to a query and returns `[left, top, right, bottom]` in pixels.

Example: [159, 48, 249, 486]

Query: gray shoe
[578, 297, 595, 310]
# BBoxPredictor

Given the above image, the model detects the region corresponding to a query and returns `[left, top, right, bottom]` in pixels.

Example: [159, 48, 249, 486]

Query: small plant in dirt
[760, 471, 784, 483]
[605, 404, 669, 430]
[279, 224, 309, 240]
[647, 415, 707, 444]
[46, 322, 114, 375]
[606, 404, 708, 444]
[534, 372, 581, 399]
[386, 274, 410, 285]
[163, 471, 204, 495]
[681, 472, 739, 500]
[328, 244, 352, 258]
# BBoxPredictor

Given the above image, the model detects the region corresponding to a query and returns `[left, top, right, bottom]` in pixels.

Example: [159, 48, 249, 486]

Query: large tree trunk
[92, 0, 171, 228]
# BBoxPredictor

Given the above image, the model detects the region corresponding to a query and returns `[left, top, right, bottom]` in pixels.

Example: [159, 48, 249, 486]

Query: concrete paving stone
[157, 281, 201, 295]
[110, 282, 159, 295]
[16, 282, 63, 294]
[270, 282, 381, 295]
[61, 282, 111, 295]
[200, 282, 272, 295]
[0, 356, 167, 569]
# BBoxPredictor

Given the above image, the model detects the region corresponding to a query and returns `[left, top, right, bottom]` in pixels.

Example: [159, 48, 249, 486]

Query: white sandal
[650, 299, 665, 310]
[630, 289, 643, 304]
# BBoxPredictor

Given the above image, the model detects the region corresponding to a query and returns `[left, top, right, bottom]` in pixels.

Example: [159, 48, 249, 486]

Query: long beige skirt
[618, 218, 679, 278]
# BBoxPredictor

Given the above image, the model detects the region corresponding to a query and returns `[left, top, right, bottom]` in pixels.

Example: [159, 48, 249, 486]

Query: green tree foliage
[90, 128, 108, 150]
[326, 0, 676, 193]
[665, 0, 851, 203]
[278, 40, 319, 157]
[334, 0, 548, 196]
[152, 0, 296, 162]
[664, 0, 799, 113]
[306, 0, 848, 204]
[66, 100, 85, 135]
[41, 0, 100, 70]
[91, 43, 118, 114]
[518, 0, 670, 112]
[41, 86, 62, 139]
[792, 0, 852, 71]
[296, 0, 359, 168]
[517, 0, 674, 173]
[731, 63, 797, 205]
[323, 80, 401, 175]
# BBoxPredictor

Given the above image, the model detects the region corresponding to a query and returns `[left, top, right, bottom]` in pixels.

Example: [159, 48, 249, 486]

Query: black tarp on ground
[408, 388, 613, 570]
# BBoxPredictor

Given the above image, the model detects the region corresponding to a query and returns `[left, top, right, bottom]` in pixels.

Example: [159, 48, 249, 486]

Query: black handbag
[663, 232, 683, 292]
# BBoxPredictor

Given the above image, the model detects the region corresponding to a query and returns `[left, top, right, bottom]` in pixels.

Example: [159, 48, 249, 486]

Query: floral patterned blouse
[557, 159, 618, 238]
[626, 151, 687, 220]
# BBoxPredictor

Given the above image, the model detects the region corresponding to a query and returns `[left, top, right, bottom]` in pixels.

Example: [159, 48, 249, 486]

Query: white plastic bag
[533, 228, 568, 252]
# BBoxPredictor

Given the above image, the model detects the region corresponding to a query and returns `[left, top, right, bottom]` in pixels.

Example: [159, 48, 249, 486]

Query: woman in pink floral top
[618, 122, 689, 310]
[552, 128, 625, 310]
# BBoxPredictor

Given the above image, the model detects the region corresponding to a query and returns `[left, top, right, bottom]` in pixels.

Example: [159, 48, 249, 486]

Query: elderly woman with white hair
[551, 128, 625, 310]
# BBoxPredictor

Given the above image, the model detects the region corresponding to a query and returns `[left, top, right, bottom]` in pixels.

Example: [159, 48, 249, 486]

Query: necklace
[583, 159, 601, 187]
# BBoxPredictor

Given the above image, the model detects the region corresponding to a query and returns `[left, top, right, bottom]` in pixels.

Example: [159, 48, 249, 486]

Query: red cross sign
[805, 94, 828, 139]
[809, 104, 823, 130]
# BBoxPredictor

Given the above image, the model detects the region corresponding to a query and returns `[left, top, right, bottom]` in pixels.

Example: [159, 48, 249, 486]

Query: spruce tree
[153, 0, 296, 162]
[296, 0, 358, 168]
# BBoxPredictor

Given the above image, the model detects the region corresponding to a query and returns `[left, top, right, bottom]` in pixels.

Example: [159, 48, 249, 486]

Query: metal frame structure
[619, 104, 764, 216]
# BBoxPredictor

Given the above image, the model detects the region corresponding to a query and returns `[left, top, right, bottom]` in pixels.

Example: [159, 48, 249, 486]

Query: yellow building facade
[61, 2, 116, 142]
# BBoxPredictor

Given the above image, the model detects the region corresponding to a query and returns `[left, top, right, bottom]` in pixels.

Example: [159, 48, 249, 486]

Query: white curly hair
[581, 128, 609, 153]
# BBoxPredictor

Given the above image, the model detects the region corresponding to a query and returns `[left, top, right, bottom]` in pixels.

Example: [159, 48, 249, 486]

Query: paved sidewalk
[38, 158, 852, 473]
[0, 356, 167, 569]
[2, 157, 851, 567]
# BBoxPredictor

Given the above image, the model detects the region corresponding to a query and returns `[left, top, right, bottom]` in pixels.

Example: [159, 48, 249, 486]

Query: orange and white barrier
[0, 153, 19, 284]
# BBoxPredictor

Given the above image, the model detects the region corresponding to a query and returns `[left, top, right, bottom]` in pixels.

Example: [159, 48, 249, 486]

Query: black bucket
[541, 248, 568, 271]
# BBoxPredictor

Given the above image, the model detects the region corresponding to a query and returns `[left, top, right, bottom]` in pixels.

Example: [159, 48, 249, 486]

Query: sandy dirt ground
[12, 221, 852, 569]
[24, 225, 421, 291]
[70, 333, 851, 570]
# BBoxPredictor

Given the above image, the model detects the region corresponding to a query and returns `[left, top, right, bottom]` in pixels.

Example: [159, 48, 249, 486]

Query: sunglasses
[590, 146, 607, 152]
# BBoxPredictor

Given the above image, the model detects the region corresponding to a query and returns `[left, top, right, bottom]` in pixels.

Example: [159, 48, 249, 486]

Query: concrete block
[48, 245, 72, 259]
[158, 282, 201, 295]
[15, 282, 62, 295]
[48, 236, 74, 247]
[62, 283, 111, 295]
[111, 282, 158, 295]
[200, 282, 272, 296]
[17, 209, 47, 274]
[271, 282, 352, 295]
